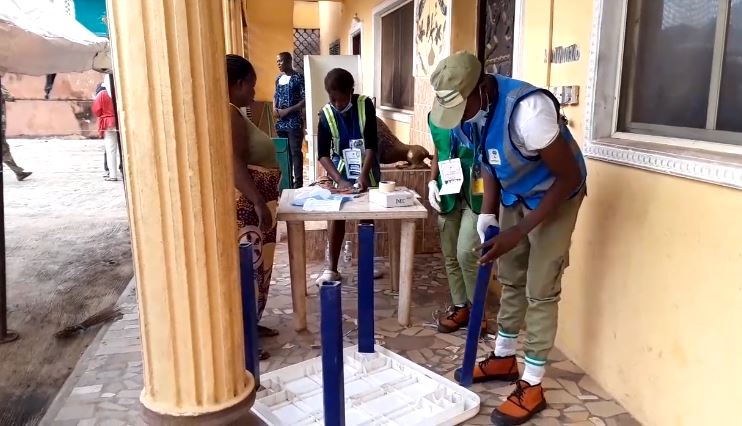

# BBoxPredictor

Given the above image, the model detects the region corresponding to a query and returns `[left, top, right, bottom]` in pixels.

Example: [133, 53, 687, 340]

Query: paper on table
[303, 197, 343, 212]
[291, 187, 332, 206]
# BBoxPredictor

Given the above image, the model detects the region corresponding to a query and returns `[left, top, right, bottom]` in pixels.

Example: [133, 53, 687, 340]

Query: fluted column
[106, 0, 254, 418]
[223, 0, 245, 56]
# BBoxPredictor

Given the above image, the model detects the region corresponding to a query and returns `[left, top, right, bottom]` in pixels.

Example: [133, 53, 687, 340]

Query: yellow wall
[331, 0, 479, 146]
[332, 0, 408, 142]
[319, 1, 344, 55]
[301, 0, 477, 145]
[564, 165, 742, 426]
[294, 1, 320, 28]
[244, 0, 294, 101]
[519, 1, 742, 424]
[520, 0, 552, 85]
[336, 0, 378, 96]
[335, 0, 476, 99]
[451, 0, 478, 53]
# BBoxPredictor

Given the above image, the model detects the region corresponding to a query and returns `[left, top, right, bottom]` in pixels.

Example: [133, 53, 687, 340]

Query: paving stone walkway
[41, 244, 641, 426]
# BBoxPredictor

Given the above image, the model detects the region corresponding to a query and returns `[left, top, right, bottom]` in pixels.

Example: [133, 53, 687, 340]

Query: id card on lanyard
[343, 148, 363, 180]
[469, 125, 484, 195]
[451, 122, 485, 196]
[439, 158, 464, 195]
[338, 109, 365, 179]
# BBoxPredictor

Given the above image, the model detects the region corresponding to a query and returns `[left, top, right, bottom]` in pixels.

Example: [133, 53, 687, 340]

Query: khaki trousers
[497, 190, 584, 361]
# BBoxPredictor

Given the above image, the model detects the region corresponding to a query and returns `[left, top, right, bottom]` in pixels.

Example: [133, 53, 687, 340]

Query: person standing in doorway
[92, 77, 120, 181]
[1, 84, 32, 181]
[430, 52, 587, 425]
[274, 52, 306, 188]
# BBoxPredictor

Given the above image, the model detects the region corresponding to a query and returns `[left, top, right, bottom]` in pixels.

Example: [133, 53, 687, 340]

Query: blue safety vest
[483, 75, 586, 209]
[321, 95, 378, 185]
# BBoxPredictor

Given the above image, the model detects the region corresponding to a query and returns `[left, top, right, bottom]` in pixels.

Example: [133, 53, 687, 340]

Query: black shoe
[258, 348, 270, 360]
[16, 171, 32, 181]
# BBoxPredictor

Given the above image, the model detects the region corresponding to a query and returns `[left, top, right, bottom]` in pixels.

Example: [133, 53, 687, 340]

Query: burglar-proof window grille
[293, 28, 320, 73]
[329, 39, 341, 55]
[619, 0, 742, 144]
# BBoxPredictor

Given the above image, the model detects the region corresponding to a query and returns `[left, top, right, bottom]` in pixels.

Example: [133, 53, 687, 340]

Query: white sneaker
[315, 269, 342, 286]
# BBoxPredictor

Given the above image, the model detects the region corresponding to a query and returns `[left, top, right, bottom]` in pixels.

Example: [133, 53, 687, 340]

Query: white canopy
[0, 0, 111, 76]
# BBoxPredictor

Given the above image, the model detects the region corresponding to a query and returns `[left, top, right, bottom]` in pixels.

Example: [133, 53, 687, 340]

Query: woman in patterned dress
[226, 55, 282, 357]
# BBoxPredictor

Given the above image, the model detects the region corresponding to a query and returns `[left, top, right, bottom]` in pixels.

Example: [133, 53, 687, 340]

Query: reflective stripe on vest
[484, 75, 587, 209]
[322, 95, 368, 156]
[321, 95, 375, 185]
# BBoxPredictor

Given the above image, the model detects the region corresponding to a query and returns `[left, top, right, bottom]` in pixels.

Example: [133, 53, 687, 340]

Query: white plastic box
[252, 345, 480, 425]
[368, 188, 416, 208]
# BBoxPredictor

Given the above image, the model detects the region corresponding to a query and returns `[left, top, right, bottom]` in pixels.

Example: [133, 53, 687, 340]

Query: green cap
[429, 51, 482, 129]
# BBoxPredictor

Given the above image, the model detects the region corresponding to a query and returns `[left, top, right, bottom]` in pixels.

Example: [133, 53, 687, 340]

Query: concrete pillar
[106, 0, 255, 421]
[224, 0, 245, 56]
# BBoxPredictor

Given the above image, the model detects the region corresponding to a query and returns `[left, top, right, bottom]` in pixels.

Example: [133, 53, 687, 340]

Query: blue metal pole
[459, 226, 500, 387]
[320, 281, 345, 426]
[357, 223, 375, 353]
[239, 243, 260, 386]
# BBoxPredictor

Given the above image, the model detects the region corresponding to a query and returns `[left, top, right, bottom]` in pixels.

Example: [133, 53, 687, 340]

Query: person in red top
[92, 81, 120, 181]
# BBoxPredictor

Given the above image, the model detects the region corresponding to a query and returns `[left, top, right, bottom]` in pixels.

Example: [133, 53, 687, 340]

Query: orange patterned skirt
[236, 165, 281, 320]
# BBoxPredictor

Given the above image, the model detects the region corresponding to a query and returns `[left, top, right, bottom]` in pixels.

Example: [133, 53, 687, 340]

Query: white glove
[477, 213, 499, 243]
[428, 180, 441, 212]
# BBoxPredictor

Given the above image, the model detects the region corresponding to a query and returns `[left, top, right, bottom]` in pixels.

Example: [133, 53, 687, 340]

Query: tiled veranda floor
[41, 244, 640, 426]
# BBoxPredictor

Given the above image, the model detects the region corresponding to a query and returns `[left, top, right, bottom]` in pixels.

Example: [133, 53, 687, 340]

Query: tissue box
[369, 187, 415, 208]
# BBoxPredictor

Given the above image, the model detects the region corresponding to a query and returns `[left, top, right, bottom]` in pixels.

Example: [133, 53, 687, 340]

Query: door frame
[476, 0, 525, 78]
[347, 18, 362, 55]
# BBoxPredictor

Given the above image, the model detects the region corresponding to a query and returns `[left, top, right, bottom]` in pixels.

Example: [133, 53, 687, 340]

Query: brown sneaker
[490, 380, 547, 426]
[437, 305, 470, 333]
[454, 352, 520, 383]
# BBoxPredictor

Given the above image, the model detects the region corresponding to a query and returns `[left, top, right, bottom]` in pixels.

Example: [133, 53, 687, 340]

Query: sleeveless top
[230, 103, 279, 169]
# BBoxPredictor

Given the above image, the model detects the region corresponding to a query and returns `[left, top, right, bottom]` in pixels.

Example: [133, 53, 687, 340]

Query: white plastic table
[276, 189, 429, 331]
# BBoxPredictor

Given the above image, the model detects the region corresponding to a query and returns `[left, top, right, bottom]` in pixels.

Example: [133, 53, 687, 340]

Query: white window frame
[584, 0, 742, 189]
[372, 0, 414, 124]
[347, 18, 362, 56]
[511, 0, 526, 79]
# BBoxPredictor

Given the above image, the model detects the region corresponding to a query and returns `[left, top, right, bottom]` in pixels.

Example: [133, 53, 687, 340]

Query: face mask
[333, 102, 353, 114]
[464, 109, 488, 127]
[463, 86, 490, 129]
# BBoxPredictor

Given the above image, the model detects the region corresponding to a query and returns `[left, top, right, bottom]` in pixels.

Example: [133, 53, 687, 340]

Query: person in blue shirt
[273, 52, 306, 188]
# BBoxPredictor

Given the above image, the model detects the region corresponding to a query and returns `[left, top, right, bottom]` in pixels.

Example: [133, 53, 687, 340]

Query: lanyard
[336, 106, 360, 142]
[451, 120, 485, 161]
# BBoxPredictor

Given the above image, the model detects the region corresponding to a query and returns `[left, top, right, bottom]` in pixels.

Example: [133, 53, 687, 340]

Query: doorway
[478, 0, 517, 76]
[351, 31, 361, 56]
